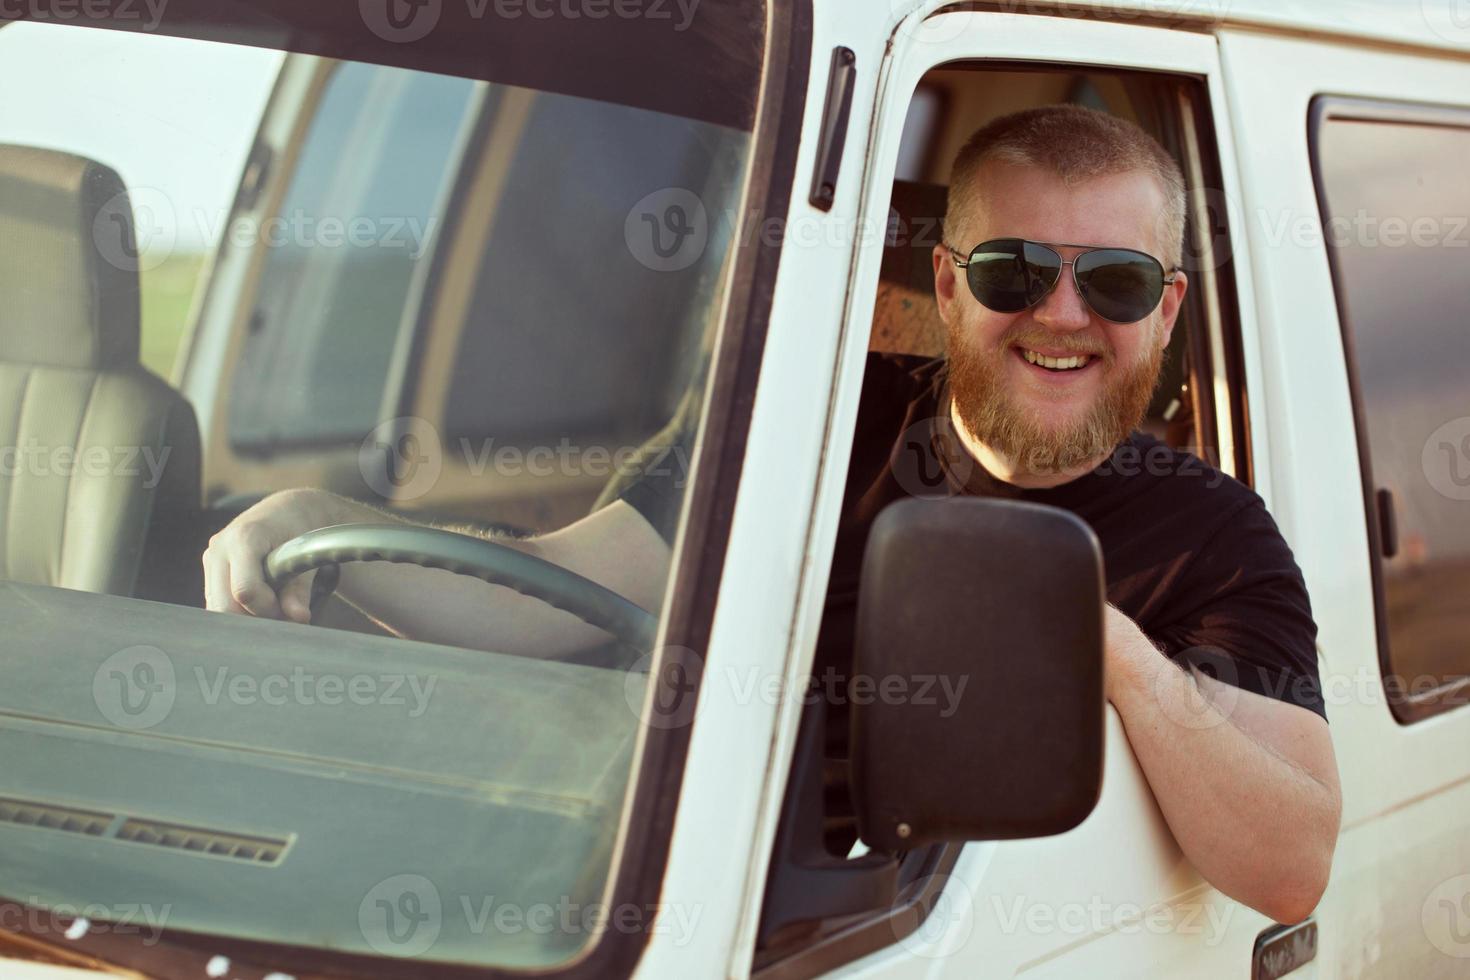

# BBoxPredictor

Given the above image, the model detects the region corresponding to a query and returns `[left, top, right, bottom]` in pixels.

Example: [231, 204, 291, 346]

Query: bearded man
[206, 105, 1340, 925]
[789, 105, 1340, 925]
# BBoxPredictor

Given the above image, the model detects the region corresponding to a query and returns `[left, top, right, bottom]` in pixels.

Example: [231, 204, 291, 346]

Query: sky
[0, 20, 283, 248]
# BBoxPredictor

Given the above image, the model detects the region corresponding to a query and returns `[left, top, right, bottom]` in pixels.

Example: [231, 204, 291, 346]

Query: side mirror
[851, 497, 1105, 851]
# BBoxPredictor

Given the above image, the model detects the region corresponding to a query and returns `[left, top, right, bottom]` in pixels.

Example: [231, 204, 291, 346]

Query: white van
[0, 1, 1466, 977]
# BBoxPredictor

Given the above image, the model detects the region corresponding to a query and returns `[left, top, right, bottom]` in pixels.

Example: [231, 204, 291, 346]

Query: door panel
[783, 10, 1271, 979]
[1219, 29, 1470, 979]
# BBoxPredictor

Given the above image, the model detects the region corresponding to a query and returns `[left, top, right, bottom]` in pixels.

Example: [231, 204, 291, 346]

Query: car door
[1220, 27, 1470, 979]
[745, 8, 1301, 979]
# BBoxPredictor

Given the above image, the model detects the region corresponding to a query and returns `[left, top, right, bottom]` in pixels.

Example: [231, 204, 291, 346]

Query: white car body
[5, 2, 1467, 978]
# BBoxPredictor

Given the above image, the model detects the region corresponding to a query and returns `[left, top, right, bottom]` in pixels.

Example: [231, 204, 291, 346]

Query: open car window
[0, 4, 766, 974]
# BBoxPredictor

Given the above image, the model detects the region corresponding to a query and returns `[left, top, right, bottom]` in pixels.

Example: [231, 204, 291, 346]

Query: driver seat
[0, 144, 202, 600]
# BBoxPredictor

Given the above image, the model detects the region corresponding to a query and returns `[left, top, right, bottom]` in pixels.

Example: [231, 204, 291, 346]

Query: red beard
[946, 321, 1165, 478]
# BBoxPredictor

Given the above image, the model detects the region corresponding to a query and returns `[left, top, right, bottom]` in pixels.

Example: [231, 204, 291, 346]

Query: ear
[933, 245, 959, 325]
[1156, 269, 1188, 348]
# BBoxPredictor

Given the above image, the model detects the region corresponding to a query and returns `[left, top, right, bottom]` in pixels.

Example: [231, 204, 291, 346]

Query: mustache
[1000, 330, 1111, 360]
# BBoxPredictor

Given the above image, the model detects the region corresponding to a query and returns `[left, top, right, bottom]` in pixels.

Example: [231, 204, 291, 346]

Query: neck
[947, 398, 1110, 489]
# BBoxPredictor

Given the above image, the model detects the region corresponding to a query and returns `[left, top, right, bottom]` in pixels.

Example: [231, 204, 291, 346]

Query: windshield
[0, 4, 764, 974]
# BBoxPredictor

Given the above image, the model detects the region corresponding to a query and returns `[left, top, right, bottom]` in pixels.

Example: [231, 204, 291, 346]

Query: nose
[1031, 262, 1092, 332]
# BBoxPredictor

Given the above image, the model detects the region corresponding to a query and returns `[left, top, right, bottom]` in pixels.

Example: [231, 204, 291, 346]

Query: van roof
[884, 0, 1470, 58]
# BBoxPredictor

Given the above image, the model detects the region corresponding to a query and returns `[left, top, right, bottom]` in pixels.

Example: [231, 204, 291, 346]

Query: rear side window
[1311, 98, 1470, 721]
[440, 97, 741, 450]
[227, 62, 478, 452]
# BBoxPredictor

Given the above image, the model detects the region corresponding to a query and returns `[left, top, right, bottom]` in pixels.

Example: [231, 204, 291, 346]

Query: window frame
[1307, 93, 1470, 725]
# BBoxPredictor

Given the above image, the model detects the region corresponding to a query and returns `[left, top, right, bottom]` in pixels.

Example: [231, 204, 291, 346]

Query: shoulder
[1088, 433, 1301, 581]
[1110, 441, 1323, 717]
[1104, 432, 1260, 516]
[1115, 435, 1309, 605]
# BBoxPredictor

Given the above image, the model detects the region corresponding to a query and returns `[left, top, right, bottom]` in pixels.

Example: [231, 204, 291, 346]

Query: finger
[225, 537, 284, 620]
[203, 547, 248, 615]
[279, 568, 318, 625]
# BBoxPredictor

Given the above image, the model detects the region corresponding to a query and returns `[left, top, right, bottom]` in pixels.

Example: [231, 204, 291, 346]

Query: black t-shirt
[622, 352, 1326, 720]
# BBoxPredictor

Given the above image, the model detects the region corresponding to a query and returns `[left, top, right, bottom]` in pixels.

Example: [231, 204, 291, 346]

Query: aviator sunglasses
[945, 238, 1178, 324]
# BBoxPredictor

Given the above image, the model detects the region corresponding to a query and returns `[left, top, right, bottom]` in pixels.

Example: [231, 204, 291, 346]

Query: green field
[138, 251, 208, 381]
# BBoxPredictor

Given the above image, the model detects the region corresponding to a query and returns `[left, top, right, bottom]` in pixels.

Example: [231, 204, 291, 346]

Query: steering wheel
[262, 524, 658, 652]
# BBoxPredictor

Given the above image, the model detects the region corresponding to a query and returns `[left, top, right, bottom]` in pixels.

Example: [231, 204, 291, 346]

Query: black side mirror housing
[851, 497, 1105, 851]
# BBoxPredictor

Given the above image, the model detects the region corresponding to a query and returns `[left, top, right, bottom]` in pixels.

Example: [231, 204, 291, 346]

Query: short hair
[944, 104, 1186, 268]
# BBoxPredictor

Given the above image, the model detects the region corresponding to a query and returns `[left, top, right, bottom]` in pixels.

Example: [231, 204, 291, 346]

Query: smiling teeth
[1022, 349, 1091, 370]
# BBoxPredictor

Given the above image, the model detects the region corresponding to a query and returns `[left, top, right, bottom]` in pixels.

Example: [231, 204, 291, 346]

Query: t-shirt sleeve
[1150, 498, 1327, 720]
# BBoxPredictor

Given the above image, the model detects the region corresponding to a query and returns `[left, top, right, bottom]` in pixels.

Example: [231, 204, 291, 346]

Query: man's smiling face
[934, 161, 1188, 475]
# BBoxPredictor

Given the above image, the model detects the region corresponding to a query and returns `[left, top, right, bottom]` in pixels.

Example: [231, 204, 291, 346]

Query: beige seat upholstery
[871, 179, 949, 357]
[0, 144, 201, 601]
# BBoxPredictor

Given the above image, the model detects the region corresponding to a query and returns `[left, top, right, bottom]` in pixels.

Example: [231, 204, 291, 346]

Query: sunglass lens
[965, 239, 1061, 313]
[1074, 249, 1165, 323]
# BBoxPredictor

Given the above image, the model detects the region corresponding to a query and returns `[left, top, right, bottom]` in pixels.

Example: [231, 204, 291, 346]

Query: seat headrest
[0, 144, 142, 371]
[871, 180, 948, 358]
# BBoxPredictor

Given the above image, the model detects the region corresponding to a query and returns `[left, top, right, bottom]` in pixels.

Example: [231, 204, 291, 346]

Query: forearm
[1108, 634, 1339, 923]
[317, 495, 669, 657]
[331, 539, 622, 657]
